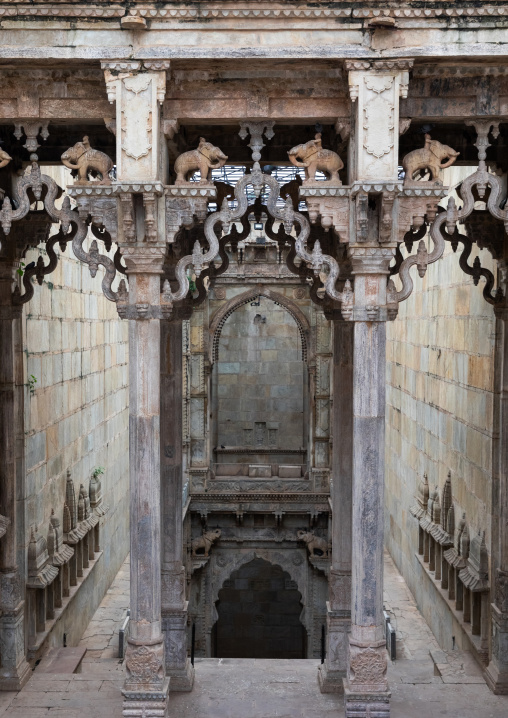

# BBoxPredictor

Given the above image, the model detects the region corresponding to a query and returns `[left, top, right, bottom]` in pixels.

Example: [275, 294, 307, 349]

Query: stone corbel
[67, 188, 118, 245]
[143, 192, 158, 242]
[335, 118, 351, 143]
[356, 191, 368, 243]
[165, 186, 216, 243]
[299, 187, 350, 241]
[397, 188, 448, 243]
[163, 119, 180, 141]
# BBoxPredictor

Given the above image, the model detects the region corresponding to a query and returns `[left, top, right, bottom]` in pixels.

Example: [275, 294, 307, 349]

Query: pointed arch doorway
[212, 558, 307, 659]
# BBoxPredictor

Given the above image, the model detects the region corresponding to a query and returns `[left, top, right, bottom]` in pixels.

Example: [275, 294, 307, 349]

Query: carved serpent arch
[208, 285, 312, 364]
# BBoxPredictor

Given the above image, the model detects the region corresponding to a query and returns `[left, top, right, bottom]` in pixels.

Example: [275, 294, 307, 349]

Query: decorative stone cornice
[8, 5, 508, 22]
[344, 59, 414, 73]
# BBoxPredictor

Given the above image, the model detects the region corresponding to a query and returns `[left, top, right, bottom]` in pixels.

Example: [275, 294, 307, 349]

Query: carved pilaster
[346, 59, 413, 183]
[102, 61, 169, 183]
[0, 255, 30, 691]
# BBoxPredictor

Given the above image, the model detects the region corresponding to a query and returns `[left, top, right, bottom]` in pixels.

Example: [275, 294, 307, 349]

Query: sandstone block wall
[385, 167, 496, 650]
[216, 296, 305, 451]
[22, 167, 129, 646]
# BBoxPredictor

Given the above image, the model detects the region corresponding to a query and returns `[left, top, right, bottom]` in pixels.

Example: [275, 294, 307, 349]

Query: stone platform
[1, 553, 507, 718]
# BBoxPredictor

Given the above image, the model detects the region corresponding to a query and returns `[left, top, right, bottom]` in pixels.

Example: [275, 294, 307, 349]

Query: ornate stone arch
[208, 285, 312, 364]
[210, 548, 308, 609]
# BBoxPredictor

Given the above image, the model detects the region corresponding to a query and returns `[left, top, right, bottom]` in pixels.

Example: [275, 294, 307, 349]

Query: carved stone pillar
[0, 252, 31, 690]
[102, 60, 172, 716]
[344, 250, 392, 717]
[486, 302, 508, 694]
[319, 320, 353, 693]
[120, 245, 169, 715]
[161, 317, 194, 691]
[341, 59, 413, 718]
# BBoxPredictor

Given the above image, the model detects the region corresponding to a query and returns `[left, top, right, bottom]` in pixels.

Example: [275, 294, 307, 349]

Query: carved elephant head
[288, 138, 321, 168]
[427, 135, 460, 168]
[198, 138, 228, 168]
[61, 137, 91, 170]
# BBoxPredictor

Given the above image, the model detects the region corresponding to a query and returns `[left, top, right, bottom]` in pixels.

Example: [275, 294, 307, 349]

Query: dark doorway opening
[214, 558, 307, 658]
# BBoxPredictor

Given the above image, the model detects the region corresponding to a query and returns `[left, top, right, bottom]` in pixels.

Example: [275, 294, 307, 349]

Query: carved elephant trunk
[288, 149, 309, 168]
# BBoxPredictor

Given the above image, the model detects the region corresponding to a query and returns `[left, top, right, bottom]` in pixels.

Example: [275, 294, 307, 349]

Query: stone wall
[216, 296, 305, 453]
[22, 167, 129, 647]
[385, 167, 496, 652]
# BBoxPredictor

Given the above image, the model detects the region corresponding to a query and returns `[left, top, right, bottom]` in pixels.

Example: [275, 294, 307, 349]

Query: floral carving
[126, 644, 163, 684]
[350, 646, 387, 686]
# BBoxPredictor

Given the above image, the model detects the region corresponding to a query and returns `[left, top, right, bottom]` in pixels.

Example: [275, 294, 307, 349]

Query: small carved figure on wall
[191, 528, 221, 556]
[402, 134, 459, 185]
[297, 530, 328, 557]
[174, 138, 228, 185]
[61, 136, 113, 184]
[288, 134, 343, 184]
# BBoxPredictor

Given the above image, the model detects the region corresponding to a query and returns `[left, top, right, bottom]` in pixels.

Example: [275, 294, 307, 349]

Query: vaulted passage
[214, 558, 306, 659]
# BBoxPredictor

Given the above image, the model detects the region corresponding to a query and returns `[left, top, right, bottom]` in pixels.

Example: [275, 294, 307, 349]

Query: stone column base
[122, 678, 170, 717]
[344, 682, 391, 718]
[0, 595, 32, 691]
[169, 658, 194, 692]
[484, 662, 508, 695]
[0, 660, 31, 692]
[318, 663, 345, 693]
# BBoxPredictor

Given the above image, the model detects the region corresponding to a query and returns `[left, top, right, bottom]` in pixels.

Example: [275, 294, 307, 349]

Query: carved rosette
[125, 642, 164, 687]
[348, 643, 388, 691]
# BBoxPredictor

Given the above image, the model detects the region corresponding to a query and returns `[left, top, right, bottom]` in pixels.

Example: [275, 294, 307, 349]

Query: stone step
[37, 646, 87, 674]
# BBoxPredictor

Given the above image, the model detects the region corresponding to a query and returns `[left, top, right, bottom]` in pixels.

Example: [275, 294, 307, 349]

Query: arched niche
[212, 555, 308, 658]
[210, 290, 310, 466]
[208, 285, 312, 365]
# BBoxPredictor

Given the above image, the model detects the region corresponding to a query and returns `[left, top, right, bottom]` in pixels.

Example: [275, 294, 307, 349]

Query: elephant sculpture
[288, 133, 343, 184]
[61, 136, 113, 183]
[174, 138, 228, 184]
[297, 530, 328, 557]
[402, 134, 460, 184]
[0, 148, 12, 169]
[191, 528, 221, 556]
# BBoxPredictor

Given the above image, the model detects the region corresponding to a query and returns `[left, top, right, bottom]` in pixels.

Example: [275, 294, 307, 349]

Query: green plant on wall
[91, 466, 105, 479]
[27, 374, 37, 395]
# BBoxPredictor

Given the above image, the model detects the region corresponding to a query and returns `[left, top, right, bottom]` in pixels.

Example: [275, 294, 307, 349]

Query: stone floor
[1, 552, 508, 717]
